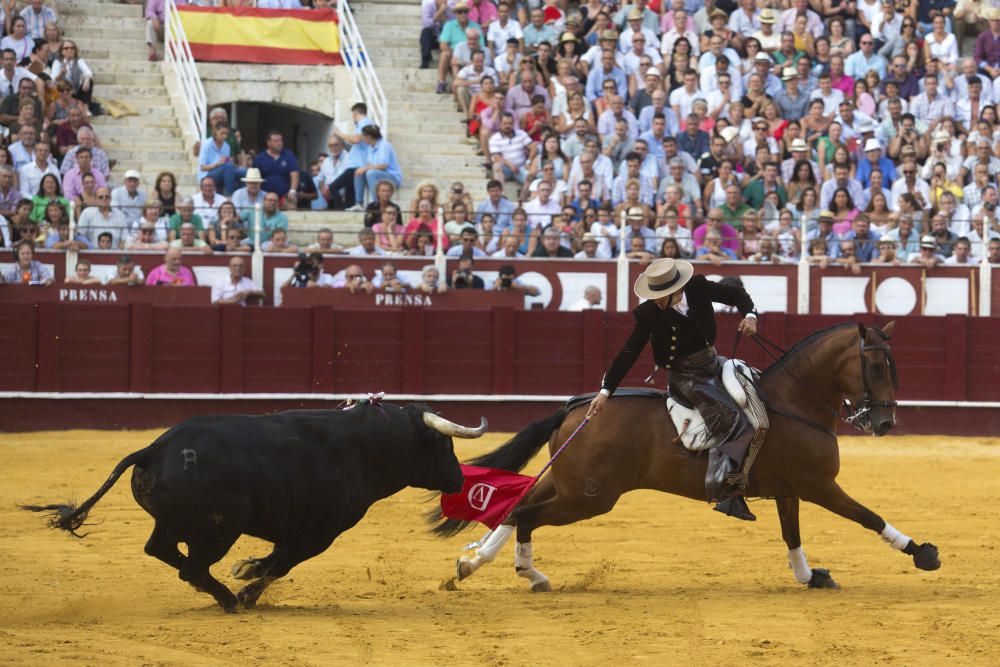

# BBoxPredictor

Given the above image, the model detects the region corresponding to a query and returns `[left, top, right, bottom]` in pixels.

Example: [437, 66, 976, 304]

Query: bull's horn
[423, 413, 488, 438]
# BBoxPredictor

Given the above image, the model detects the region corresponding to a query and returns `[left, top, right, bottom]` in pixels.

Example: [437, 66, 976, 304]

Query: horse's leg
[775, 496, 838, 589]
[512, 491, 621, 593]
[456, 477, 557, 582]
[802, 482, 940, 572]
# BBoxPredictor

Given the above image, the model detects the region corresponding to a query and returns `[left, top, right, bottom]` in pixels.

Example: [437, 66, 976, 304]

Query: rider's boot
[706, 447, 756, 521]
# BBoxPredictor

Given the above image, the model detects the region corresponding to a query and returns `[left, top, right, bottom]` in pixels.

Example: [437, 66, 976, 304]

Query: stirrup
[714, 496, 756, 521]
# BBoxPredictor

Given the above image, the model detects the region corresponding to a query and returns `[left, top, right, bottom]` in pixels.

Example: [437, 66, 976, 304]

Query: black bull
[23, 403, 486, 612]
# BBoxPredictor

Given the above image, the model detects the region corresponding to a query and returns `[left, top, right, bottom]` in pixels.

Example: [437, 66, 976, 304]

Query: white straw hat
[633, 258, 694, 300]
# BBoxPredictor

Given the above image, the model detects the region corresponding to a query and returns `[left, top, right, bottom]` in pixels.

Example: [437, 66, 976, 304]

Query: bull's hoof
[456, 557, 475, 581]
[231, 558, 264, 580]
[909, 542, 941, 571]
[237, 589, 258, 609]
[807, 568, 839, 589]
[221, 603, 238, 614]
[531, 579, 552, 593]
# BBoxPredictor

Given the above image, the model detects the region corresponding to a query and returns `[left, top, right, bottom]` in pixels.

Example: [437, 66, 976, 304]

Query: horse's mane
[760, 321, 857, 378]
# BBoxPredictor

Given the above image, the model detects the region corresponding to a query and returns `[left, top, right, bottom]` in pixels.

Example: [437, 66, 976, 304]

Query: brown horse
[432, 321, 941, 591]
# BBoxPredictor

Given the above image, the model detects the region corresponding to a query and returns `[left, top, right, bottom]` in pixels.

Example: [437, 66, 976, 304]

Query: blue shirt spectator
[253, 131, 300, 196]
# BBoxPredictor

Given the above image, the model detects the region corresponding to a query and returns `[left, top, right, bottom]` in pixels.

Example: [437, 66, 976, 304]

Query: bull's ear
[857, 321, 867, 341]
[883, 321, 896, 337]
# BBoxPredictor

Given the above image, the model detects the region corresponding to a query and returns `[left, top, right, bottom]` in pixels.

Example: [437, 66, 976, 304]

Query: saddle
[666, 359, 770, 492]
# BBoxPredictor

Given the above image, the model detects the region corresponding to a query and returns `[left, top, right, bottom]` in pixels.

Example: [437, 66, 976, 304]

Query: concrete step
[92, 124, 181, 139]
[59, 0, 139, 16]
[61, 14, 146, 30]
[97, 72, 164, 86]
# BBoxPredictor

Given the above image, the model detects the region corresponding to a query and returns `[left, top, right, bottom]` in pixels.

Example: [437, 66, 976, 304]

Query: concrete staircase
[57, 0, 196, 192]
[351, 0, 489, 207]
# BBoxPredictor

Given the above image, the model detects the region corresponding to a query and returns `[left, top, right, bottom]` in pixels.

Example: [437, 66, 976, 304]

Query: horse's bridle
[845, 336, 899, 431]
[750, 329, 898, 436]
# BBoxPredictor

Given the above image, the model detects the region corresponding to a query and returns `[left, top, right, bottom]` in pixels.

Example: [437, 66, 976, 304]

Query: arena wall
[1, 307, 997, 435]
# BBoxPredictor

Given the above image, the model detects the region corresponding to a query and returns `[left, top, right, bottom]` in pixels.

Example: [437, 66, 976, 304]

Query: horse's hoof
[456, 557, 474, 581]
[807, 568, 839, 589]
[531, 580, 552, 593]
[231, 558, 263, 580]
[912, 542, 941, 571]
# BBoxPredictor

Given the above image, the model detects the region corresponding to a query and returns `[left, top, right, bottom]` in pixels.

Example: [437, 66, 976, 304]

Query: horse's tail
[21, 442, 159, 538]
[427, 407, 570, 537]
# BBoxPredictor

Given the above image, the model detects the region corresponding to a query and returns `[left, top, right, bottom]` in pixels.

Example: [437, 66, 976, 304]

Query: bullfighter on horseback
[587, 258, 760, 521]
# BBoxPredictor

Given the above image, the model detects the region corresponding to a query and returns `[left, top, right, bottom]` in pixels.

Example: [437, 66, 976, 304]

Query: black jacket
[601, 275, 755, 394]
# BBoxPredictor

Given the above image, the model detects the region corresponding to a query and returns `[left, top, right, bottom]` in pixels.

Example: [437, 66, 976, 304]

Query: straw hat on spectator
[582, 233, 598, 245]
[566, 13, 582, 26]
[987, 7, 1000, 20]
[600, 29, 618, 41]
[760, 8, 778, 23]
[626, 206, 645, 220]
[242, 168, 264, 183]
[634, 258, 694, 300]
[453, 2, 470, 12]
[819, 210, 834, 222]
[781, 67, 798, 81]
[626, 6, 643, 21]
[920, 235, 937, 249]
[878, 235, 896, 249]
[124, 169, 141, 181]
[754, 52, 771, 64]
[560, 31, 579, 43]
[932, 130, 951, 144]
[864, 138, 882, 153]
[790, 138, 808, 152]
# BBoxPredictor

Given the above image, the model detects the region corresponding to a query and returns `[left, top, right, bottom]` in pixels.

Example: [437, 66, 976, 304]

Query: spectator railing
[337, 0, 388, 134]
[164, 0, 208, 151]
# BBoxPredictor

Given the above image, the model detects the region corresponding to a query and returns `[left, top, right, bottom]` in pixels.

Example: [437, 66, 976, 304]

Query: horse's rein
[739, 332, 854, 437]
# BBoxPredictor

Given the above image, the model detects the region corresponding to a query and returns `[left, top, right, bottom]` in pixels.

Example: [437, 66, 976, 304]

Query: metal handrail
[337, 0, 388, 134]
[163, 0, 207, 148]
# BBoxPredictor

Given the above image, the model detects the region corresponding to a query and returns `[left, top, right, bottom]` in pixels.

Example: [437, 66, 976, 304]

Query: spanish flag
[177, 6, 342, 66]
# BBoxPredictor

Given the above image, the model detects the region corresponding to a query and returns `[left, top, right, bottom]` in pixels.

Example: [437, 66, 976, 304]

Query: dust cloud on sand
[1, 430, 998, 665]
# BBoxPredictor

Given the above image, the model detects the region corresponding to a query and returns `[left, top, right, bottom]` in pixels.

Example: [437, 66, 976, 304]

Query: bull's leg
[236, 537, 333, 609]
[775, 496, 837, 589]
[231, 552, 275, 580]
[144, 522, 186, 572]
[801, 482, 941, 572]
[457, 477, 556, 582]
[512, 492, 620, 592]
[179, 533, 240, 612]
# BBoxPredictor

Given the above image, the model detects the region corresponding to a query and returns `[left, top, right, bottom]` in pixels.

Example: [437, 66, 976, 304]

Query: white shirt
[348, 244, 387, 256]
[523, 196, 562, 229]
[211, 275, 262, 304]
[191, 192, 227, 226]
[486, 18, 523, 56]
[110, 186, 147, 227]
[17, 159, 59, 198]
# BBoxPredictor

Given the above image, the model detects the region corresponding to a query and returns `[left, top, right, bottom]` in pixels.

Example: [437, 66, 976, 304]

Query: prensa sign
[59, 289, 119, 302]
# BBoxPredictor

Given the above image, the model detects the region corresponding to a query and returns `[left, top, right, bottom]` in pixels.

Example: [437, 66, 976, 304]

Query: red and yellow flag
[177, 6, 342, 66]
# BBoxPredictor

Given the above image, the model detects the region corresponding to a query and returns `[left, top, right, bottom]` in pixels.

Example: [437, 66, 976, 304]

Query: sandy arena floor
[0, 429, 997, 665]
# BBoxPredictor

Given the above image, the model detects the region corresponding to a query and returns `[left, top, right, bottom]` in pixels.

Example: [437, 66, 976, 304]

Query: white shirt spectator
[211, 275, 263, 305]
[890, 178, 931, 210]
[191, 192, 227, 226]
[17, 159, 59, 198]
[348, 244, 387, 256]
[487, 19, 523, 56]
[488, 128, 533, 170]
[523, 196, 562, 229]
[319, 151, 350, 188]
[809, 88, 844, 117]
[0, 66, 36, 98]
[111, 185, 148, 228]
[668, 86, 706, 119]
[77, 206, 128, 249]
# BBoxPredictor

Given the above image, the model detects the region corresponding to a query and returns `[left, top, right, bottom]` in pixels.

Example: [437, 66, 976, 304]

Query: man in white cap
[587, 257, 760, 520]
[774, 67, 809, 121]
[780, 137, 819, 182]
[111, 169, 147, 229]
[230, 168, 266, 218]
[857, 138, 897, 188]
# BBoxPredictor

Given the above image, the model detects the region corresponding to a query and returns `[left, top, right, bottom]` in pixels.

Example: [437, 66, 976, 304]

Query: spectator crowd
[8, 0, 1000, 296]
[404, 0, 1000, 270]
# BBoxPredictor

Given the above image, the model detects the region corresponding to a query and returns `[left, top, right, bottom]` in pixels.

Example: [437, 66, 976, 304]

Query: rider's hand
[587, 392, 608, 418]
[738, 316, 757, 336]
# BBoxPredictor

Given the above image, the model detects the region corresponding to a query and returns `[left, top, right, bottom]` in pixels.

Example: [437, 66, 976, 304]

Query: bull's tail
[21, 446, 152, 538]
[427, 407, 569, 537]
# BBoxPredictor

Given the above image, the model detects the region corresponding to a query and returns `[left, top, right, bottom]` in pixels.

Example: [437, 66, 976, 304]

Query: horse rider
[587, 258, 760, 521]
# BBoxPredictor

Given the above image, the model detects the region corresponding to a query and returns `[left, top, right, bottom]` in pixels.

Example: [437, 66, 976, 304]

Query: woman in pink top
[146, 248, 197, 286]
[403, 200, 449, 252]
[829, 188, 859, 235]
[372, 204, 405, 253]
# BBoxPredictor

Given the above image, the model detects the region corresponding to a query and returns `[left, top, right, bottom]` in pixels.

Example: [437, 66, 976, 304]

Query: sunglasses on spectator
[97, 194, 110, 199]
[860, 39, 873, 45]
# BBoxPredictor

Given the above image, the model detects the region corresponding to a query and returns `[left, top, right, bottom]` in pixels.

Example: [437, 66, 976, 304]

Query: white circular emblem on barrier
[874, 276, 917, 315]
